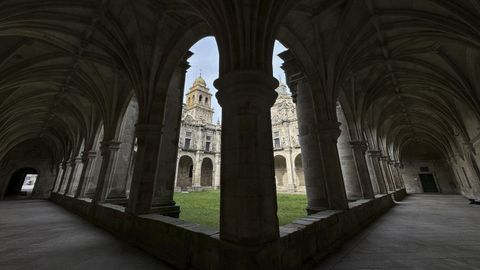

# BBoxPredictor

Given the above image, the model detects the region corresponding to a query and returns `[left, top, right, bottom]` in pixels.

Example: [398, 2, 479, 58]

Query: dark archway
[200, 158, 214, 187]
[5, 168, 38, 197]
[177, 156, 194, 190]
[274, 155, 287, 187]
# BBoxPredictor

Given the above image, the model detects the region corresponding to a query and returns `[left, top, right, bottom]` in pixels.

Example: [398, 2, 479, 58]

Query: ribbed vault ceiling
[0, 0, 479, 165]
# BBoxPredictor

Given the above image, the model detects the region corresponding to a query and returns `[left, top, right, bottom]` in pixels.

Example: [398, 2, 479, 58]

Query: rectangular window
[184, 138, 191, 149]
[205, 142, 211, 152]
[273, 131, 281, 149]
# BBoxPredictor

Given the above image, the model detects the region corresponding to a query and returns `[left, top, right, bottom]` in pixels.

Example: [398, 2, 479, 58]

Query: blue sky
[184, 37, 288, 122]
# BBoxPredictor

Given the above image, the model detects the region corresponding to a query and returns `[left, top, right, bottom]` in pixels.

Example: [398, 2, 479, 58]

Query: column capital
[316, 121, 341, 141]
[214, 70, 278, 108]
[81, 151, 97, 162]
[379, 156, 390, 161]
[100, 140, 121, 156]
[350, 140, 368, 152]
[368, 150, 382, 157]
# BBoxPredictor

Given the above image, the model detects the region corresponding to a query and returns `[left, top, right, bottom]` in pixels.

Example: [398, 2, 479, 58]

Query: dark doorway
[5, 168, 38, 197]
[419, 173, 439, 193]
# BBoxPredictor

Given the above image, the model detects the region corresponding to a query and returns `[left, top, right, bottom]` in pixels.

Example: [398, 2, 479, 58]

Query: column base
[150, 204, 181, 218]
[105, 195, 128, 206]
[306, 206, 329, 215]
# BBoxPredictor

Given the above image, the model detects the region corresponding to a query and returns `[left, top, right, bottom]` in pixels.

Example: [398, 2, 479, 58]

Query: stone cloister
[1, 0, 480, 269]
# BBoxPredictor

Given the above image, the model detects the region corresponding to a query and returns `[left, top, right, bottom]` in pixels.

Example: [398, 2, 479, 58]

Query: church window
[185, 131, 192, 149]
[205, 136, 212, 151]
[205, 142, 211, 152]
[205, 97, 209, 104]
[273, 131, 281, 149]
[199, 95, 203, 102]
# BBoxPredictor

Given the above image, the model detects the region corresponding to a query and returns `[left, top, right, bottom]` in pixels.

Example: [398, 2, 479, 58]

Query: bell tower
[185, 76, 214, 123]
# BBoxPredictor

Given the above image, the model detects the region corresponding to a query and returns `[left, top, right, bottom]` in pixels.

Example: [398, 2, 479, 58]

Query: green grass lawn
[174, 190, 307, 228]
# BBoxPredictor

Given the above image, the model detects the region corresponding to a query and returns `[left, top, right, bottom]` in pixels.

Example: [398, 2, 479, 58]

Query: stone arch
[295, 154, 305, 186]
[200, 158, 214, 187]
[108, 96, 139, 201]
[274, 155, 288, 186]
[177, 156, 194, 190]
[4, 167, 38, 198]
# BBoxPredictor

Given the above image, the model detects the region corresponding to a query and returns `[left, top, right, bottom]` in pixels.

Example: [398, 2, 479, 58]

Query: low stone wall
[50, 189, 407, 269]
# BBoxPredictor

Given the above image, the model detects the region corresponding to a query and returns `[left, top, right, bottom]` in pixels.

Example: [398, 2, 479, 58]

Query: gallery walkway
[0, 199, 171, 270]
[315, 194, 480, 270]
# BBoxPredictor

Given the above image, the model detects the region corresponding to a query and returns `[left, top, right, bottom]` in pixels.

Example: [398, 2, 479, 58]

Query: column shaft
[74, 151, 97, 198]
[317, 122, 349, 210]
[215, 70, 279, 245]
[350, 141, 375, 199]
[368, 151, 387, 194]
[93, 141, 121, 203]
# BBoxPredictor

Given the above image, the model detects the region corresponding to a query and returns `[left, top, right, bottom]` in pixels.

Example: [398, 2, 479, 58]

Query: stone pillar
[394, 162, 404, 188]
[192, 150, 202, 188]
[350, 141, 375, 199]
[126, 123, 163, 214]
[150, 56, 190, 216]
[74, 151, 97, 198]
[59, 161, 72, 194]
[93, 140, 121, 203]
[367, 150, 387, 194]
[214, 152, 221, 188]
[317, 122, 350, 210]
[215, 70, 279, 245]
[337, 106, 362, 200]
[64, 158, 81, 196]
[285, 150, 296, 192]
[53, 163, 64, 193]
[380, 156, 395, 192]
[389, 160, 401, 190]
[279, 51, 329, 213]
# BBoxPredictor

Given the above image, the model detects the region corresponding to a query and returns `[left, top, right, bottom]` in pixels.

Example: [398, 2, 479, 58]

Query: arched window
[199, 95, 203, 102]
[205, 97, 209, 104]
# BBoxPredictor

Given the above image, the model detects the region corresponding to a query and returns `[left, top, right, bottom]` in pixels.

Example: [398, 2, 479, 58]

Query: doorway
[4, 168, 38, 198]
[419, 173, 439, 193]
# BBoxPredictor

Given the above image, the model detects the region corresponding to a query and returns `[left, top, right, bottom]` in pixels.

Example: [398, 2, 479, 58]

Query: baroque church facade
[174, 76, 305, 193]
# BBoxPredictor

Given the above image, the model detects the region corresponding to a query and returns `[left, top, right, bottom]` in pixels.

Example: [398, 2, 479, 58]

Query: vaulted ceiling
[0, 0, 479, 165]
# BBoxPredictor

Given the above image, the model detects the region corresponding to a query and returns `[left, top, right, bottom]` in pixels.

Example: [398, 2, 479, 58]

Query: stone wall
[50, 189, 407, 269]
[401, 160, 457, 194]
[0, 140, 56, 199]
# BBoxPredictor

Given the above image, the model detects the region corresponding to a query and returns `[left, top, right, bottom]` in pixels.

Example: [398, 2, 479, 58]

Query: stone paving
[0, 199, 171, 270]
[315, 194, 480, 270]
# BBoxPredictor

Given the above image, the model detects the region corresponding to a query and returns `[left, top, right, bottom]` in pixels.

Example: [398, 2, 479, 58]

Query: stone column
[337, 106, 362, 200]
[59, 161, 72, 194]
[215, 70, 280, 245]
[350, 141, 375, 199]
[74, 151, 97, 198]
[64, 158, 81, 196]
[93, 140, 121, 203]
[279, 50, 329, 213]
[192, 150, 202, 188]
[389, 160, 401, 190]
[126, 123, 163, 214]
[150, 56, 190, 217]
[380, 156, 395, 192]
[53, 163, 64, 193]
[317, 122, 350, 210]
[394, 162, 404, 188]
[367, 150, 387, 194]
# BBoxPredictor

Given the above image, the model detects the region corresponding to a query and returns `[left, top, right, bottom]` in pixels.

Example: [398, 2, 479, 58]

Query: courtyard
[174, 190, 307, 228]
